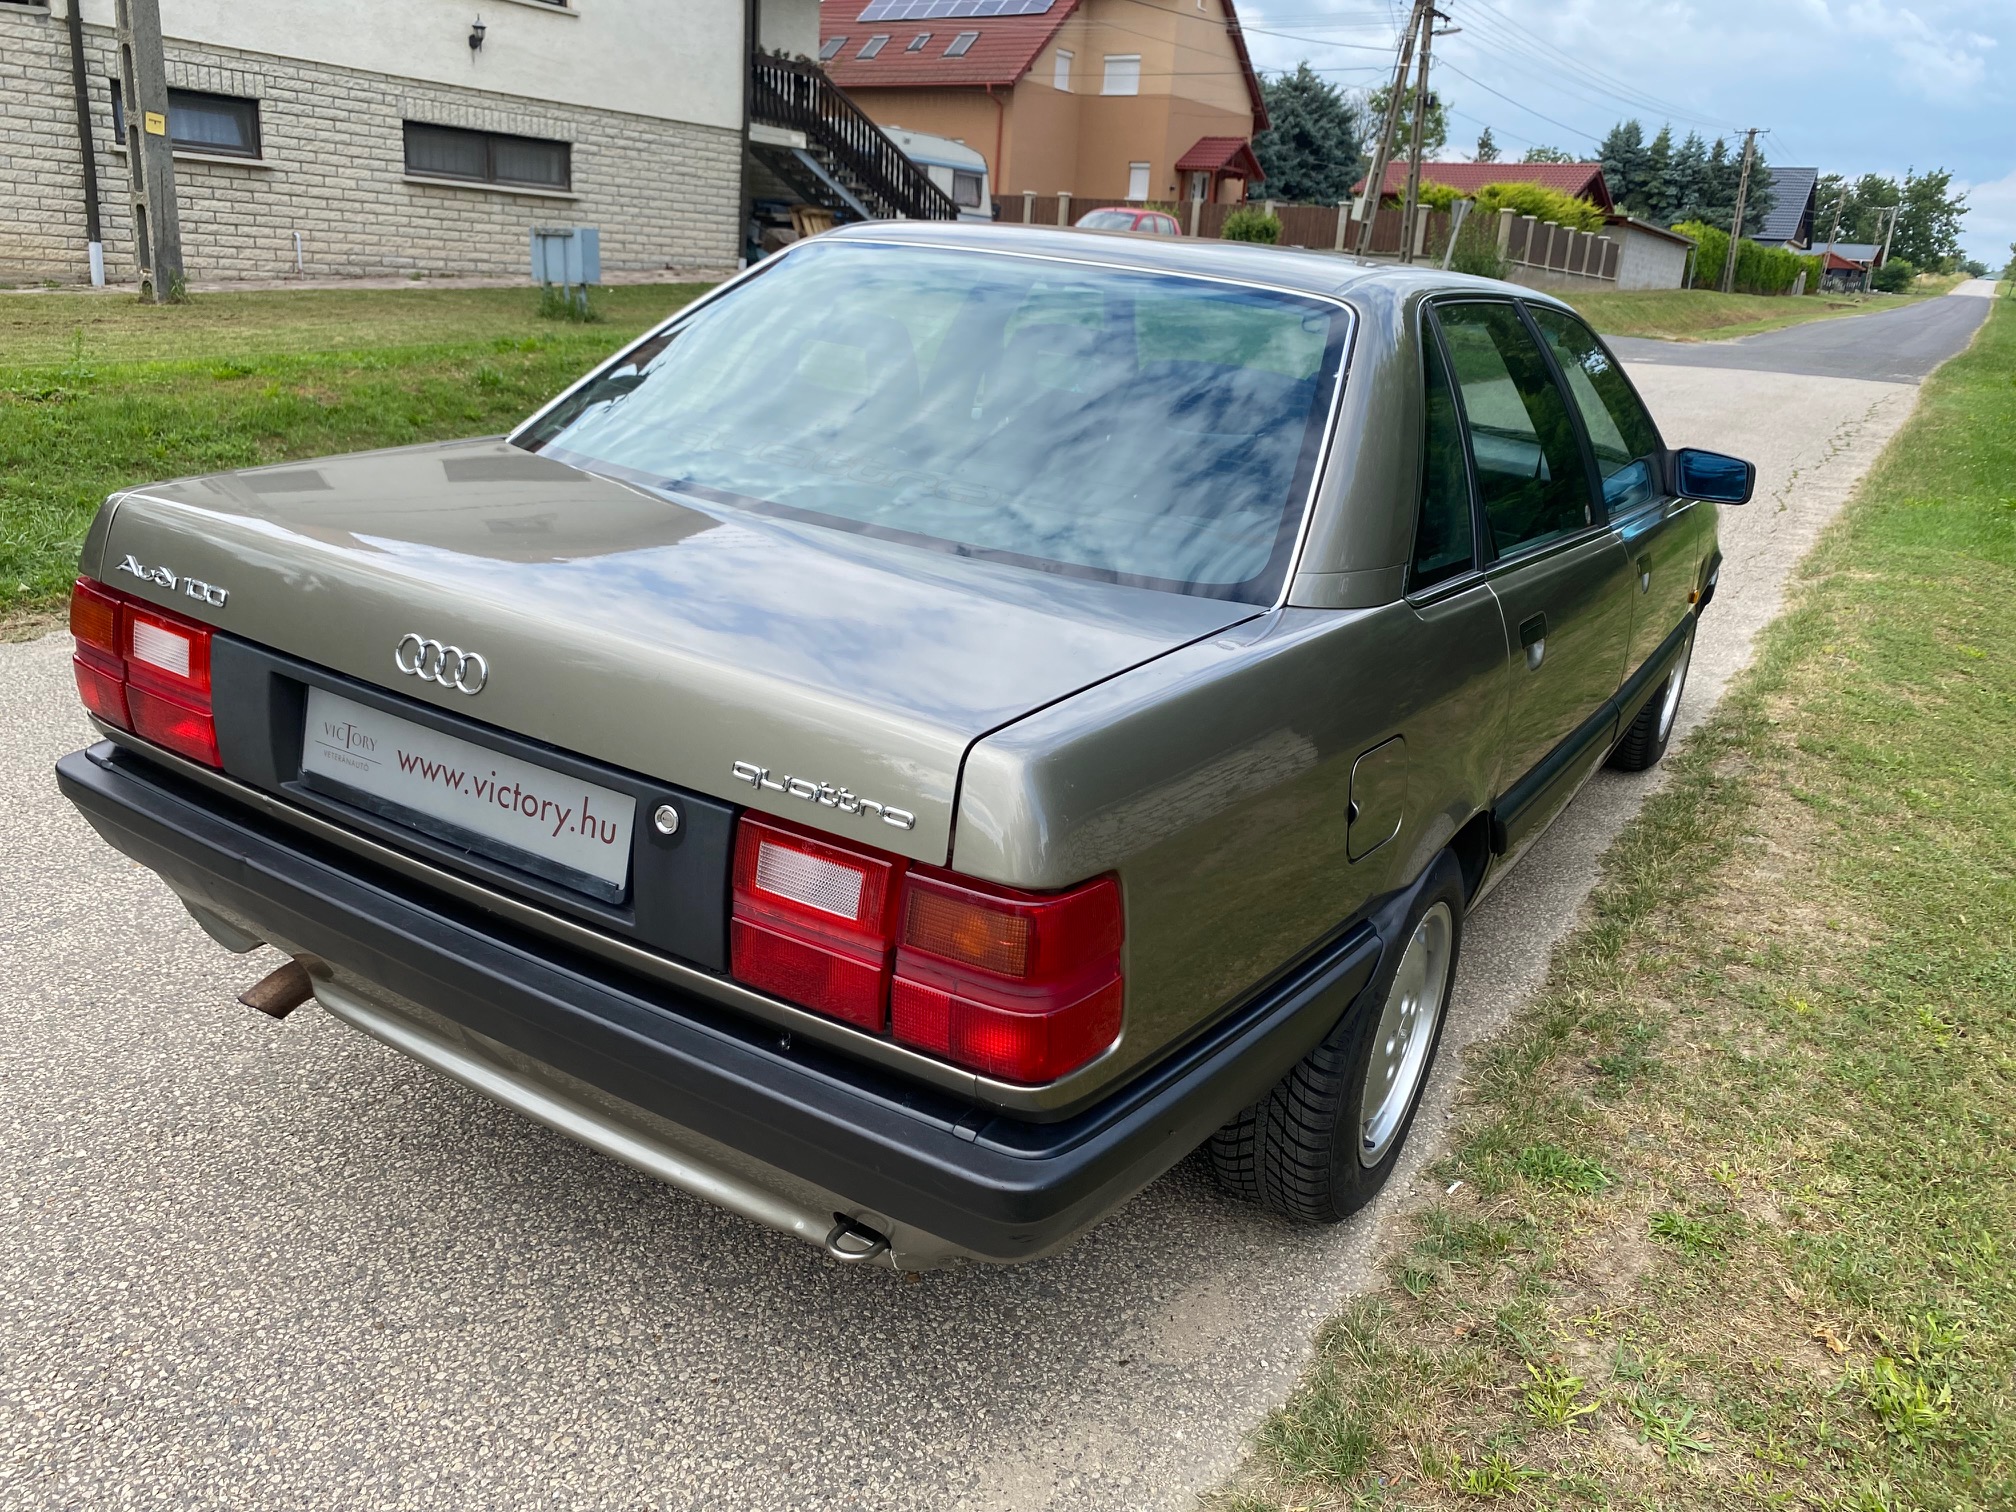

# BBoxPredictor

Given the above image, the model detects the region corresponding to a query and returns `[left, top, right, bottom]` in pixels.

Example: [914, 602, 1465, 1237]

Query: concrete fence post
[1058, 191, 1071, 227]
[1022, 189, 1035, 225]
[1190, 197, 1202, 237]
[1411, 206, 1430, 257]
[1333, 201, 1348, 251]
[1496, 207, 1516, 256]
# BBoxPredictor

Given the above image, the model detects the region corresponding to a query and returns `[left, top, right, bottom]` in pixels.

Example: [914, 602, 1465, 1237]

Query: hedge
[1416, 180, 1605, 232]
[1676, 221, 1824, 295]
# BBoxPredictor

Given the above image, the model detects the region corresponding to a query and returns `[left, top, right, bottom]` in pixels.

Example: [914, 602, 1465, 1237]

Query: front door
[1430, 299, 1633, 855]
[1527, 306, 1698, 685]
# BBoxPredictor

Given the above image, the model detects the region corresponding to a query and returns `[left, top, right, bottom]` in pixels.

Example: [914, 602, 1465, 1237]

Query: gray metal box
[531, 226, 601, 286]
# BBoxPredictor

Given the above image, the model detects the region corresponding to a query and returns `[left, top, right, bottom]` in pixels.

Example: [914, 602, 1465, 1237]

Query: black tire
[1209, 853, 1465, 1222]
[1608, 627, 1695, 773]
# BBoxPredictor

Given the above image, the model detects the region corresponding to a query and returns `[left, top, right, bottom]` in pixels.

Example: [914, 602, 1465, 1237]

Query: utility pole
[1819, 194, 1842, 291]
[1353, 0, 1425, 257]
[1880, 198, 1901, 266]
[64, 0, 106, 286]
[113, 0, 184, 301]
[1398, 7, 1450, 264]
[1719, 126, 1761, 294]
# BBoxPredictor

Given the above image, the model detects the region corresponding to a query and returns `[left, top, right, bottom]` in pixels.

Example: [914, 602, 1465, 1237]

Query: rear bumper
[56, 741, 1383, 1265]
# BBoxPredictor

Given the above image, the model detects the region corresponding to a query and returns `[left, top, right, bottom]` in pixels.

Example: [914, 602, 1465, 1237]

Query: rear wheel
[1209, 855, 1464, 1221]
[1608, 628, 1694, 773]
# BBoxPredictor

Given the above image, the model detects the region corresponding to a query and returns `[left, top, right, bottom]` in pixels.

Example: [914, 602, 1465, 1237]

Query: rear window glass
[518, 242, 1345, 601]
[1075, 210, 1138, 229]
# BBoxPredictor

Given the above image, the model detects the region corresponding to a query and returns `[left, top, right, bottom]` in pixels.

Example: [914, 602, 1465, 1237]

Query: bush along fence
[996, 192, 1622, 285]
[1674, 220, 1823, 295]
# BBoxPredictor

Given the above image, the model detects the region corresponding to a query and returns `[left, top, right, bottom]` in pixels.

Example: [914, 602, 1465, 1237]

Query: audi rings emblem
[394, 633, 489, 694]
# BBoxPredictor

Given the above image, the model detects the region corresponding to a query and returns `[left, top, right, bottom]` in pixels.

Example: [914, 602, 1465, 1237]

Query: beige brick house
[818, 0, 1268, 210]
[1, 0, 821, 285]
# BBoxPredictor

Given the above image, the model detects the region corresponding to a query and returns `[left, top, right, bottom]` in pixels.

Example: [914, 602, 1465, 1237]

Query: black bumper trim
[57, 743, 1384, 1260]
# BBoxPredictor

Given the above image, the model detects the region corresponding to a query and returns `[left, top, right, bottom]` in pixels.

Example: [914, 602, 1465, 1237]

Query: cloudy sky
[1238, 0, 2012, 266]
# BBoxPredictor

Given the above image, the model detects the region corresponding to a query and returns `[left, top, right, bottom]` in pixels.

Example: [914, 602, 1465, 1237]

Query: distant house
[1754, 166, 1818, 249]
[1601, 215, 1695, 290]
[818, 0, 1269, 207]
[1352, 160, 1615, 212]
[1822, 241, 1885, 292]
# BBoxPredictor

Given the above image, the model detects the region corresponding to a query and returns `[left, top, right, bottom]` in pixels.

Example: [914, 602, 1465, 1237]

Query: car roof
[822, 219, 1562, 309]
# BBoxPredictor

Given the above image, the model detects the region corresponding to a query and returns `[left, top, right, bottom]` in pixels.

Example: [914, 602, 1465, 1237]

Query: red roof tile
[1176, 136, 1263, 178]
[821, 0, 1082, 90]
[818, 0, 1266, 130]
[1350, 160, 1614, 212]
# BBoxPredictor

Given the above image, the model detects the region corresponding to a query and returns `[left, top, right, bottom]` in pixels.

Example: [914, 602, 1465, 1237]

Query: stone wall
[1, 5, 740, 285]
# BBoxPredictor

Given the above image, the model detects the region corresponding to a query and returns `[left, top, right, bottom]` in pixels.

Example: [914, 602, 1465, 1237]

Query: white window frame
[1053, 49, 1073, 91]
[1102, 54, 1141, 96]
[1127, 161, 1150, 200]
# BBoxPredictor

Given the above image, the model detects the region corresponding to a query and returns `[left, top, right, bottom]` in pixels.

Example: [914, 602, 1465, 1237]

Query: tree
[1599, 120, 1648, 211]
[1520, 144, 1576, 164]
[1475, 126, 1500, 163]
[1252, 63, 1364, 204]
[1366, 81, 1448, 163]
[1668, 132, 1712, 224]
[1891, 168, 1967, 270]
[1640, 124, 1677, 223]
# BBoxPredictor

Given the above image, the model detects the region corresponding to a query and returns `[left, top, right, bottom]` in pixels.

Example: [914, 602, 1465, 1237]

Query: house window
[858, 33, 889, 57]
[820, 36, 846, 59]
[946, 31, 978, 57]
[110, 83, 260, 158]
[906, 32, 930, 50]
[1053, 49, 1072, 90]
[1102, 54, 1140, 95]
[1127, 161, 1150, 200]
[403, 122, 571, 190]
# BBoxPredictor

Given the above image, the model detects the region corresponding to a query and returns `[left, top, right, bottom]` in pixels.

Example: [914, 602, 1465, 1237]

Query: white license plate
[299, 687, 636, 902]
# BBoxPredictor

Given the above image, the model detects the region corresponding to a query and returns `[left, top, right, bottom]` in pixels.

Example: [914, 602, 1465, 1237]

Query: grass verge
[1571, 288, 1924, 342]
[0, 285, 707, 625]
[1219, 296, 2014, 1506]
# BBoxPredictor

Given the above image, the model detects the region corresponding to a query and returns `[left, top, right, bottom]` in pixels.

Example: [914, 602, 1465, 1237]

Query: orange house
[817, 0, 1268, 209]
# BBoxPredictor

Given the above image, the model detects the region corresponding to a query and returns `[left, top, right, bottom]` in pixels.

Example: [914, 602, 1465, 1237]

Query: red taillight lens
[892, 873, 1123, 1083]
[68, 577, 219, 766]
[731, 817, 901, 1030]
[726, 812, 1125, 1082]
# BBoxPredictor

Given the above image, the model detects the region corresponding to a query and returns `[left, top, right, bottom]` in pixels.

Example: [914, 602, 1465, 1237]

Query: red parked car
[1073, 207, 1182, 235]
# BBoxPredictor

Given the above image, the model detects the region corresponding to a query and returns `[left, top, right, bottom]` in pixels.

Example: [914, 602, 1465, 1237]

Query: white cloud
[1960, 166, 2016, 263]
[1840, 1, 1995, 96]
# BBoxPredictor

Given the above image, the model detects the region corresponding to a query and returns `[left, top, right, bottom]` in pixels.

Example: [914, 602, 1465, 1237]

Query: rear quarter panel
[954, 597, 1507, 1087]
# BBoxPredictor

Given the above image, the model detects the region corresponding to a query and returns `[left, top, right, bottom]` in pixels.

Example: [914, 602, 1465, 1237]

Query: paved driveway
[0, 288, 1988, 1512]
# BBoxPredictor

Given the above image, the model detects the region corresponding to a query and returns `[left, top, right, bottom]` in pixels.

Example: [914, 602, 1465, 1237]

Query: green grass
[0, 284, 708, 625]
[1569, 287, 1923, 342]
[1217, 298, 2015, 1507]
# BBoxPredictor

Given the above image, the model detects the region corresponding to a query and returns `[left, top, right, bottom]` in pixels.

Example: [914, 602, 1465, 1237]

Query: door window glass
[1411, 326, 1475, 589]
[1528, 307, 1662, 514]
[1432, 301, 1593, 556]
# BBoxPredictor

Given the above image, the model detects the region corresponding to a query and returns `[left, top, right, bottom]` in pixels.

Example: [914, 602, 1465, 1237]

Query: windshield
[1075, 211, 1138, 229]
[517, 241, 1347, 601]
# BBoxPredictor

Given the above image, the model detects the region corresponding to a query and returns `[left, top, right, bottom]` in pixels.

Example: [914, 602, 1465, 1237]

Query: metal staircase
[749, 54, 959, 223]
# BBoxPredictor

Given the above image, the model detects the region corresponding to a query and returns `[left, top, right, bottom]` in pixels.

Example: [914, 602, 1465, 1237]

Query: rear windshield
[517, 241, 1346, 601]
[1075, 211, 1138, 229]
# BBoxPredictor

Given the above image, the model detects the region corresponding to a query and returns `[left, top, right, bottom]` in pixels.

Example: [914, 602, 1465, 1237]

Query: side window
[1431, 301, 1593, 556]
[1411, 325, 1475, 590]
[1528, 307, 1663, 514]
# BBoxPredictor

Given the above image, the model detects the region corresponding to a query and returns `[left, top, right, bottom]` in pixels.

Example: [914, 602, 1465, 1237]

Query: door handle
[1637, 554, 1653, 593]
[1519, 612, 1546, 670]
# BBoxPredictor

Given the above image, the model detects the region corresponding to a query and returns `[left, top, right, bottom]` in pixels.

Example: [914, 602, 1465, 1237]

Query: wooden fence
[992, 193, 1623, 285]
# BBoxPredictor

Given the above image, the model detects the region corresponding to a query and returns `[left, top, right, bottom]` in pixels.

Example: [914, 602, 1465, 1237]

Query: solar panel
[857, 0, 1056, 23]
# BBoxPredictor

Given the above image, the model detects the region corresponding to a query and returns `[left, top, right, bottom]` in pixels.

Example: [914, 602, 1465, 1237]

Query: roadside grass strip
[1216, 301, 2014, 1506]
[0, 285, 707, 627]
[1569, 288, 1928, 344]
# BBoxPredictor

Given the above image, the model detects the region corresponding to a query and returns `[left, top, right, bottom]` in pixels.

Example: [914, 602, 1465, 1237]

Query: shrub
[1870, 257, 1918, 294]
[1222, 207, 1282, 244]
[1398, 179, 1603, 232]
[1446, 214, 1507, 280]
[1674, 221, 1821, 295]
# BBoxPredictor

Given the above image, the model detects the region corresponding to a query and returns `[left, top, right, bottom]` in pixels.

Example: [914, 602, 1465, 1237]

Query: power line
[1434, 58, 1607, 148]
[1445, 11, 1742, 137]
[1453, 0, 1740, 130]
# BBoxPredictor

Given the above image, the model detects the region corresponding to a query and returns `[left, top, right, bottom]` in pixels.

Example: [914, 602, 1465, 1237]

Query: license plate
[298, 687, 636, 902]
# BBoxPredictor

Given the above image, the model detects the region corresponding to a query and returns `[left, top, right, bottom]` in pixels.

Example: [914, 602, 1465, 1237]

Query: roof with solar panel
[822, 0, 1081, 88]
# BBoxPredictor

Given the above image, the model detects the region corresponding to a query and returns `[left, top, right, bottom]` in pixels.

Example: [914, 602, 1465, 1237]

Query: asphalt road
[0, 284, 1991, 1512]
[1608, 278, 1997, 383]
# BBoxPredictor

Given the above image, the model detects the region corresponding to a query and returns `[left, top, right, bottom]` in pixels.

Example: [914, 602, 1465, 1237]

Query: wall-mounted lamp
[469, 17, 486, 53]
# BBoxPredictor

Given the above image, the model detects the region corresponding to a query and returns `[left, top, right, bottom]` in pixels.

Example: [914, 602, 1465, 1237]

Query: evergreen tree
[1475, 126, 1500, 163]
[1640, 124, 1676, 223]
[1668, 132, 1712, 225]
[1598, 120, 1648, 209]
[1252, 63, 1364, 203]
[1520, 144, 1576, 164]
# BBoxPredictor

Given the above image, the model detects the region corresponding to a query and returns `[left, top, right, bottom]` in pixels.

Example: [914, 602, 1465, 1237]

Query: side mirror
[1673, 448, 1755, 505]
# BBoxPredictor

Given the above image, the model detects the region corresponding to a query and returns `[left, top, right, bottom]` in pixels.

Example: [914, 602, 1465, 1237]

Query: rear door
[1429, 299, 1633, 855]
[1527, 306, 1697, 694]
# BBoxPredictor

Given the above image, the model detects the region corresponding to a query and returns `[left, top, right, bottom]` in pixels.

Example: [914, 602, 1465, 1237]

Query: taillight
[892, 873, 1122, 1084]
[731, 816, 901, 1030]
[68, 578, 220, 767]
[728, 813, 1123, 1083]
